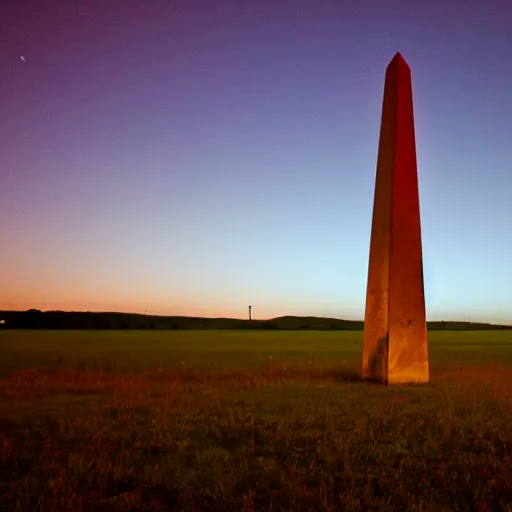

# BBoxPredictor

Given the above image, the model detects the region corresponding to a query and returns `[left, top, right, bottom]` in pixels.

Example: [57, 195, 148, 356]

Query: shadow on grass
[327, 368, 362, 383]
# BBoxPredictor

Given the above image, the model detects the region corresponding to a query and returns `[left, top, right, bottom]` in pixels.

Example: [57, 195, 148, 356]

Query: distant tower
[248, 305, 252, 321]
[362, 53, 429, 385]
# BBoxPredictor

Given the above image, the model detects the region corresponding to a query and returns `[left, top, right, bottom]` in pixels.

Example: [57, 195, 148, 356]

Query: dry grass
[1, 330, 512, 511]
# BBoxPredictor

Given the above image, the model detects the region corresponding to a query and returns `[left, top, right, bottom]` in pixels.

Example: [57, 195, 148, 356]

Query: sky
[1, 0, 511, 323]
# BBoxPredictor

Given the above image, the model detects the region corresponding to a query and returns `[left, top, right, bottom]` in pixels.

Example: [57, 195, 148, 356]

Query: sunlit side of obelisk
[362, 53, 429, 385]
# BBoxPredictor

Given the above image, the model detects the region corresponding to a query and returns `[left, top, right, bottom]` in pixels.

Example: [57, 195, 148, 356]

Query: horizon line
[1, 308, 511, 327]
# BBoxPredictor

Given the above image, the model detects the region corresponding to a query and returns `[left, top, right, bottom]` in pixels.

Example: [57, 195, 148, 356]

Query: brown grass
[1, 364, 512, 511]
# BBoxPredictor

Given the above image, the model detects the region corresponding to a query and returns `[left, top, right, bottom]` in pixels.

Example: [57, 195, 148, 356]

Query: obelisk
[362, 53, 429, 384]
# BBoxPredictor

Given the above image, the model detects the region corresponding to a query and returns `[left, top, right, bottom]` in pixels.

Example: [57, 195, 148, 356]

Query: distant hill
[0, 310, 510, 331]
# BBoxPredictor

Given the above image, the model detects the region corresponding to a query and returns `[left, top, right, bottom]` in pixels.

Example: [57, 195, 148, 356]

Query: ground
[1, 330, 512, 511]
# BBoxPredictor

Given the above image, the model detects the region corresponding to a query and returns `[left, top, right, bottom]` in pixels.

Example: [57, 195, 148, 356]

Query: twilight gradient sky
[2, 0, 511, 322]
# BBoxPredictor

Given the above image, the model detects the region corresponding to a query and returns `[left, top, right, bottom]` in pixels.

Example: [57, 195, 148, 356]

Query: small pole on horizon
[248, 305, 252, 321]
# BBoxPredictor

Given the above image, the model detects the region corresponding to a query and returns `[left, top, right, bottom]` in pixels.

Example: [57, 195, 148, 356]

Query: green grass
[1, 330, 512, 511]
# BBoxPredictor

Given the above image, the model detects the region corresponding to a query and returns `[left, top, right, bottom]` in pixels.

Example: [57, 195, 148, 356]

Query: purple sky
[2, 0, 511, 322]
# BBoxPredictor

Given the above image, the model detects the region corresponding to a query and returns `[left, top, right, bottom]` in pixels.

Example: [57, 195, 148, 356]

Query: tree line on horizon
[0, 310, 510, 331]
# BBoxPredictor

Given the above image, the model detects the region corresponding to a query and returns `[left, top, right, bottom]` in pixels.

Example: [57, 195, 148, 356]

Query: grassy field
[1, 330, 512, 511]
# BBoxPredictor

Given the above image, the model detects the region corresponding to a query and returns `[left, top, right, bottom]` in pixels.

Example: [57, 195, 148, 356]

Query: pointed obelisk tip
[390, 52, 410, 69]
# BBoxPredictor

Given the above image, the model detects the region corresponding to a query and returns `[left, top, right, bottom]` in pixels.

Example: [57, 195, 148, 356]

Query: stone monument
[362, 53, 429, 384]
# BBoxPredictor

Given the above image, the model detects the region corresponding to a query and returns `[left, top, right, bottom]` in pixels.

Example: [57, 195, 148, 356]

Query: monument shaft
[362, 53, 429, 384]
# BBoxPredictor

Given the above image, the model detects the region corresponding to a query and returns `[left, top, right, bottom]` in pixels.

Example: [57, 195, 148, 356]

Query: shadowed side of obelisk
[362, 53, 429, 384]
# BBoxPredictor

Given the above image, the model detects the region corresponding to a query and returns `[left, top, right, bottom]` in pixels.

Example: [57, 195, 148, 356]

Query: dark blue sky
[2, 0, 511, 322]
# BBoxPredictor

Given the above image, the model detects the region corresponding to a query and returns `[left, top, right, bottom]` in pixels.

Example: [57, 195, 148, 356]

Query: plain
[1, 330, 512, 511]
